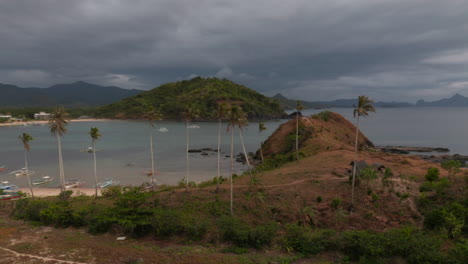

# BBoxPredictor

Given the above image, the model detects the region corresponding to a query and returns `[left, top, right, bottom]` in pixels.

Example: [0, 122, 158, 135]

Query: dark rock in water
[288, 111, 302, 119]
[201, 152, 209, 156]
[225, 155, 230, 158]
[188, 149, 203, 153]
[189, 148, 218, 153]
[376, 146, 450, 154]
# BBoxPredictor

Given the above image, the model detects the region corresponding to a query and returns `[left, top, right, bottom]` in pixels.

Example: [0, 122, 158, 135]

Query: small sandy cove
[0, 119, 113, 127]
[18, 188, 99, 197]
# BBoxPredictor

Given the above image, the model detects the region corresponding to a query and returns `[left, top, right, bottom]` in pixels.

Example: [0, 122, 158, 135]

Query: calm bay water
[1, 107, 467, 188]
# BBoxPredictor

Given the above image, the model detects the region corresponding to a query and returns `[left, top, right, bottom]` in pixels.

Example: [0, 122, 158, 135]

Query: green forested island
[95, 77, 286, 120]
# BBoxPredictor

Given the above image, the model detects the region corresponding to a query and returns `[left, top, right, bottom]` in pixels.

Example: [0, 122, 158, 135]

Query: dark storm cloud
[1, 0, 468, 101]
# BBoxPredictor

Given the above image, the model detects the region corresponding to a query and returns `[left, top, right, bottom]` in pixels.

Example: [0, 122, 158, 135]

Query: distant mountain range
[273, 93, 468, 109]
[0, 81, 143, 107]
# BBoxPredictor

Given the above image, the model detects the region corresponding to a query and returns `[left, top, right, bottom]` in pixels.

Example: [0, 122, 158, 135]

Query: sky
[1, 0, 468, 102]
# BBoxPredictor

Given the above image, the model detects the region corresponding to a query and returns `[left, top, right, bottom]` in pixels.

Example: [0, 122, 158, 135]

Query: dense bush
[219, 217, 277, 249]
[284, 225, 335, 255]
[311, 111, 332, 122]
[425, 167, 440, 182]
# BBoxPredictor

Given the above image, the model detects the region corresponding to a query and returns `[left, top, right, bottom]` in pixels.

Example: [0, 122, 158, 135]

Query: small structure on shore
[34, 112, 51, 120]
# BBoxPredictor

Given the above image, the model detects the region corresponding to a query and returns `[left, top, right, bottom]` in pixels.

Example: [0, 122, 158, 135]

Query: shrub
[219, 217, 277, 249]
[284, 225, 335, 255]
[316, 196, 323, 203]
[311, 111, 332, 122]
[425, 168, 440, 182]
[331, 198, 342, 209]
[441, 160, 461, 178]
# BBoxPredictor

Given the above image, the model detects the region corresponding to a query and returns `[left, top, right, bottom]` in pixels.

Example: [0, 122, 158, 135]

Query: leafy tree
[18, 133, 34, 199]
[144, 108, 162, 190]
[183, 104, 200, 192]
[89, 127, 101, 198]
[258, 122, 267, 162]
[441, 160, 461, 179]
[48, 106, 69, 192]
[351, 96, 375, 207]
[295, 101, 304, 162]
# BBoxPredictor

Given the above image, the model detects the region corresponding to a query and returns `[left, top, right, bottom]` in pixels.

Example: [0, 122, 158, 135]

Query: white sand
[18, 188, 99, 197]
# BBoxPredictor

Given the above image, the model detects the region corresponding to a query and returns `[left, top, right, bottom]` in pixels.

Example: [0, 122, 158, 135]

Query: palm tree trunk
[56, 133, 64, 192]
[230, 126, 234, 216]
[259, 141, 264, 162]
[216, 118, 222, 192]
[150, 129, 156, 190]
[186, 120, 189, 192]
[24, 150, 34, 199]
[351, 116, 360, 207]
[93, 141, 98, 198]
[239, 129, 253, 181]
[296, 113, 300, 162]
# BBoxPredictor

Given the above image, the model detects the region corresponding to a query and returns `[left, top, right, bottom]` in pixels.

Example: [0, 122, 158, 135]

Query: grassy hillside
[95, 77, 286, 120]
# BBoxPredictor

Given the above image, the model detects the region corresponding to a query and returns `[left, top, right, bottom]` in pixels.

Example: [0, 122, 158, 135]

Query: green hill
[95, 77, 287, 120]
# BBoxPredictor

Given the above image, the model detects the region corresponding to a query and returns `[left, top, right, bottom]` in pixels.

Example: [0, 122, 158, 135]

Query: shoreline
[0, 118, 114, 127]
[18, 188, 99, 197]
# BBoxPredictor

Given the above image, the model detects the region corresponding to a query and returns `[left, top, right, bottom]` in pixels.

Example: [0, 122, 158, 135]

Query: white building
[0, 114, 12, 119]
[34, 112, 51, 120]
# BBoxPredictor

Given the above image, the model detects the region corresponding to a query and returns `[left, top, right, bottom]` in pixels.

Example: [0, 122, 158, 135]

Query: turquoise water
[2, 107, 468, 188]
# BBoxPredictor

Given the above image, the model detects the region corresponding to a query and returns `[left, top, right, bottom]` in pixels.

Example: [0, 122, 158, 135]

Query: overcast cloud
[1, 0, 468, 102]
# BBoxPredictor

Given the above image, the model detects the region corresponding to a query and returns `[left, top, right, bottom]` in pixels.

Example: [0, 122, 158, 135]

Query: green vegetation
[95, 77, 286, 120]
[0, 107, 95, 120]
[441, 159, 461, 178]
[311, 111, 333, 122]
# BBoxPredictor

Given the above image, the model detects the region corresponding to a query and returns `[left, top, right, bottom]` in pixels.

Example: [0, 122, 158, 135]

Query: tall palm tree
[18, 133, 34, 198]
[89, 127, 101, 198]
[258, 122, 267, 162]
[144, 108, 162, 190]
[49, 106, 69, 193]
[216, 103, 227, 193]
[183, 104, 200, 192]
[295, 101, 304, 162]
[351, 96, 375, 207]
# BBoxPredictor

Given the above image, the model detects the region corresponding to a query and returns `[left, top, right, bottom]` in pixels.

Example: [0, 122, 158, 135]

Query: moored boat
[32, 176, 53, 186]
[63, 179, 85, 189]
[97, 179, 120, 188]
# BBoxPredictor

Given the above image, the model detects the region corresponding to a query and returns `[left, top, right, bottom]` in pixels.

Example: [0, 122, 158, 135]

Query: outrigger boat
[32, 176, 53, 186]
[0, 181, 19, 191]
[63, 179, 85, 189]
[9, 168, 35, 177]
[80, 147, 98, 153]
[188, 124, 200, 129]
[158, 127, 169, 132]
[0, 192, 22, 200]
[0, 165, 7, 172]
[97, 179, 120, 188]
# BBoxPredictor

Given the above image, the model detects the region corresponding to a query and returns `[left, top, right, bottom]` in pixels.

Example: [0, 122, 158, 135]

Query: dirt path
[0, 246, 90, 264]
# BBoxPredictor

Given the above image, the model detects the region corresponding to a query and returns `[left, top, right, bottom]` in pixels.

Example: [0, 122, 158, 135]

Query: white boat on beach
[63, 179, 85, 189]
[32, 176, 53, 186]
[0, 181, 19, 191]
[97, 179, 120, 188]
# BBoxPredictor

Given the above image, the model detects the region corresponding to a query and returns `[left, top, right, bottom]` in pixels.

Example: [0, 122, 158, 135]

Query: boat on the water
[80, 147, 97, 153]
[97, 179, 120, 188]
[9, 168, 35, 177]
[32, 176, 53, 186]
[0, 165, 7, 172]
[63, 179, 85, 189]
[158, 127, 169, 132]
[188, 124, 200, 129]
[0, 181, 19, 191]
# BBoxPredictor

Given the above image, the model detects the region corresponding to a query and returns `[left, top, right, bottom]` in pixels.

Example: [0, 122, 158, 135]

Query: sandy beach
[0, 119, 113, 127]
[18, 188, 99, 197]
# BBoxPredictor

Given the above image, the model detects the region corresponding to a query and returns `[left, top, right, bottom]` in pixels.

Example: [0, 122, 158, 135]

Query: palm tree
[295, 101, 304, 162]
[18, 133, 34, 198]
[258, 122, 267, 162]
[183, 104, 200, 192]
[144, 108, 162, 190]
[216, 103, 227, 193]
[89, 127, 101, 198]
[226, 105, 249, 215]
[351, 96, 375, 207]
[49, 106, 69, 193]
